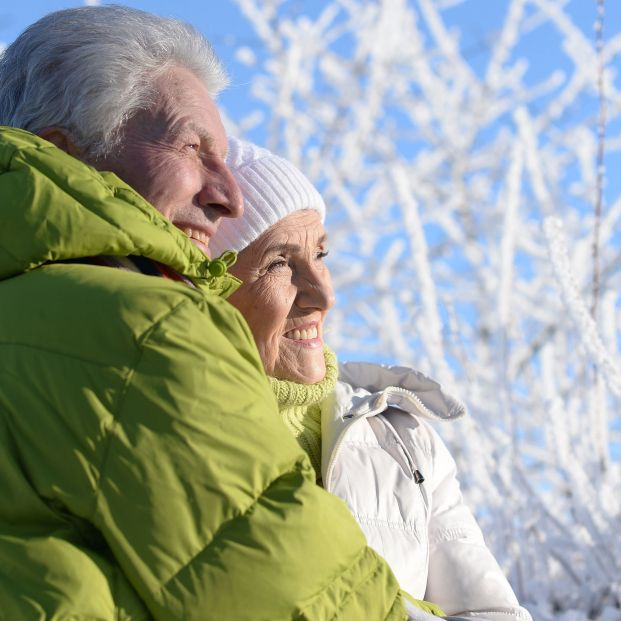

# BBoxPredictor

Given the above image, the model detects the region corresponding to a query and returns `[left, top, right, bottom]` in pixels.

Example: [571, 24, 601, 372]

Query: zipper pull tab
[413, 469, 425, 484]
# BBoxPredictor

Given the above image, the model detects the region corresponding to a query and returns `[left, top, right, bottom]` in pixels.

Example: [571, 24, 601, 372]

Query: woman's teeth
[285, 326, 318, 340]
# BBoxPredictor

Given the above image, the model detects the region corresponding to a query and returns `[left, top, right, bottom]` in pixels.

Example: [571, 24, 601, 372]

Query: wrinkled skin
[40, 66, 243, 256]
[228, 210, 335, 384]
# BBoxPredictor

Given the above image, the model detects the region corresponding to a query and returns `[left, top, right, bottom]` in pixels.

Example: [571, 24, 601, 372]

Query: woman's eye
[266, 258, 287, 272]
[317, 250, 329, 260]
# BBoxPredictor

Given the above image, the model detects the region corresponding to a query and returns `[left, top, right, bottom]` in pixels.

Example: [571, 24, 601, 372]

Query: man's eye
[317, 250, 329, 260]
[186, 143, 200, 152]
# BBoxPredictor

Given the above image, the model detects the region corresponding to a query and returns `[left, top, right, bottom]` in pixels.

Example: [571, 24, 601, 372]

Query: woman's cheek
[257, 335, 280, 377]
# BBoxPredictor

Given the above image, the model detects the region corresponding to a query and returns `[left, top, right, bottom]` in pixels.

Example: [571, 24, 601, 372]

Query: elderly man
[0, 6, 407, 620]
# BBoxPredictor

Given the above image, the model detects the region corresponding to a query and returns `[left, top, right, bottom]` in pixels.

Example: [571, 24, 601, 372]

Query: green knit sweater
[269, 347, 338, 480]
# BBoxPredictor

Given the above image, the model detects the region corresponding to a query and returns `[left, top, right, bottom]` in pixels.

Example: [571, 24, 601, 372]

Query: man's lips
[178, 225, 214, 255]
[182, 227, 211, 245]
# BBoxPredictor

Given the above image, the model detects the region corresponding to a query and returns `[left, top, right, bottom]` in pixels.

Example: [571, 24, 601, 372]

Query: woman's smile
[283, 323, 321, 345]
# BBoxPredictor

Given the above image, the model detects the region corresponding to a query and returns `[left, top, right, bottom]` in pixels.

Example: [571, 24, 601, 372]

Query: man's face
[98, 66, 243, 257]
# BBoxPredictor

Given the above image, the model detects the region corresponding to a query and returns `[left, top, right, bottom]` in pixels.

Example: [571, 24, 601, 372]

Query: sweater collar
[269, 346, 338, 409]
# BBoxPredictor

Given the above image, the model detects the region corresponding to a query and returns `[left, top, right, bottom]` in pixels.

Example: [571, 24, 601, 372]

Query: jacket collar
[321, 362, 466, 483]
[338, 361, 466, 421]
[0, 126, 240, 298]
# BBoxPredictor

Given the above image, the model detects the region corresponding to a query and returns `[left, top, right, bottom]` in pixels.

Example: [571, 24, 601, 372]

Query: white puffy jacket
[320, 361, 532, 621]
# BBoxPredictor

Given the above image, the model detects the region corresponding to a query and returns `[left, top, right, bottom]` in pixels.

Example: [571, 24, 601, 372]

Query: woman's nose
[296, 269, 335, 311]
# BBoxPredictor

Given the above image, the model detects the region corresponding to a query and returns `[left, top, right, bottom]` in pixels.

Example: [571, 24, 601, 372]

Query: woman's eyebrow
[262, 235, 328, 259]
[264, 242, 301, 255]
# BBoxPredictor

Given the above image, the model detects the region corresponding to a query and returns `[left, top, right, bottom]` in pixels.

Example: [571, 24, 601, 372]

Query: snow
[224, 0, 621, 617]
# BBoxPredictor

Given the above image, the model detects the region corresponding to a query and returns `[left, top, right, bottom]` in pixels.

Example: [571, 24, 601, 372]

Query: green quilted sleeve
[93, 293, 405, 620]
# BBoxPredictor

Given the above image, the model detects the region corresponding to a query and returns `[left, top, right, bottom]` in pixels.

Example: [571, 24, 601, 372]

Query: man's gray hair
[0, 5, 229, 160]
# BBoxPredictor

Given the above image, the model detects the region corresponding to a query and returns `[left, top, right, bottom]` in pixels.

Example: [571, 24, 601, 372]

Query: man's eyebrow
[188, 122, 216, 147]
[169, 121, 217, 149]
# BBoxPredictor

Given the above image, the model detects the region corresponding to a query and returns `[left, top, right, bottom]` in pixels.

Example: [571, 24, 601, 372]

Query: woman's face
[228, 210, 335, 384]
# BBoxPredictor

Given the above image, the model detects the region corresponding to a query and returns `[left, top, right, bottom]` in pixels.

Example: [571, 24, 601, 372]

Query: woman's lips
[284, 326, 318, 340]
[283, 325, 323, 348]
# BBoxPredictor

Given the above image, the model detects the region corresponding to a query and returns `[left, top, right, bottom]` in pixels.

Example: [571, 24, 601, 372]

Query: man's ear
[37, 127, 82, 158]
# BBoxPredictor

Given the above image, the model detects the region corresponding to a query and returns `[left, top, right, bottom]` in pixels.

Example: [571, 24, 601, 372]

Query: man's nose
[198, 159, 244, 219]
[219, 161, 244, 218]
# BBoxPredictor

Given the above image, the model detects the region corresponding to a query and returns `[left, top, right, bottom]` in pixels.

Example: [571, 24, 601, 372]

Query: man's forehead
[169, 119, 215, 144]
[144, 109, 226, 158]
[151, 66, 228, 156]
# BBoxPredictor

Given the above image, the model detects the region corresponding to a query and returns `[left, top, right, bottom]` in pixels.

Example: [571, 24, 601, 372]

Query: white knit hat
[208, 136, 326, 258]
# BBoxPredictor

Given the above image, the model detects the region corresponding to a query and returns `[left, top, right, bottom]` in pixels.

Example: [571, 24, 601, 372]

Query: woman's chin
[275, 350, 326, 385]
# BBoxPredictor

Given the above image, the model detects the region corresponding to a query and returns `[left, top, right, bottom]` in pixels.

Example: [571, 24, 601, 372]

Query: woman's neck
[269, 346, 338, 481]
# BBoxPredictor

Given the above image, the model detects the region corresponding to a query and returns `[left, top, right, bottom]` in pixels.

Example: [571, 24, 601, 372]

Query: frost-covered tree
[222, 1, 621, 619]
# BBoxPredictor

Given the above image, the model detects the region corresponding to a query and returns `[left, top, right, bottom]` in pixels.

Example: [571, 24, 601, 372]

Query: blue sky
[3, 1, 620, 122]
[2, 1, 620, 228]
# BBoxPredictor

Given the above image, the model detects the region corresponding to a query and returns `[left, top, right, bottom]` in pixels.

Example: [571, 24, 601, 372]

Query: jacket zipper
[379, 413, 431, 578]
[379, 415, 430, 514]
[324, 396, 432, 578]
[326, 385, 434, 511]
[324, 413, 373, 491]
[326, 398, 432, 519]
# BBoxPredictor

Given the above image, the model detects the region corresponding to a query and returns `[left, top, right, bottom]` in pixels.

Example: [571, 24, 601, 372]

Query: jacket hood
[0, 126, 240, 297]
[338, 360, 466, 421]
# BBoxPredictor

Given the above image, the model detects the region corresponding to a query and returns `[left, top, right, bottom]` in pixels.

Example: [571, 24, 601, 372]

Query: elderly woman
[209, 137, 533, 621]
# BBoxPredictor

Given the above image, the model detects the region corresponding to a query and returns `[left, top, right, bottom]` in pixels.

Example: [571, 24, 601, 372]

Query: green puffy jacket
[0, 127, 406, 621]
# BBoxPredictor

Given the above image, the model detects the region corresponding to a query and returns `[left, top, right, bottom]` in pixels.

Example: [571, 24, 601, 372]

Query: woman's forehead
[254, 211, 326, 254]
